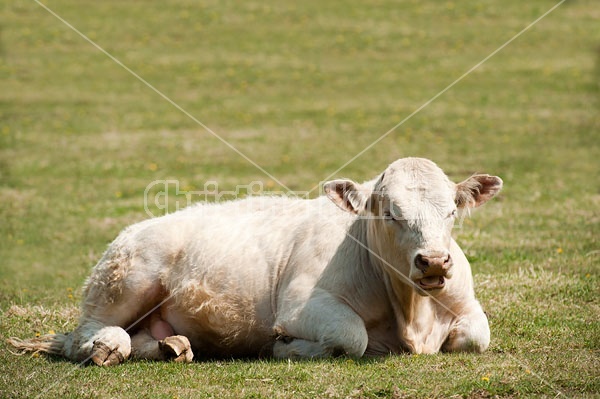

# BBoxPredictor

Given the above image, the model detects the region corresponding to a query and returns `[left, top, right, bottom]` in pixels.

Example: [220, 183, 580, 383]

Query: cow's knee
[321, 323, 368, 357]
[273, 338, 329, 359]
[273, 335, 366, 359]
[273, 293, 369, 359]
[442, 310, 490, 353]
[273, 313, 368, 359]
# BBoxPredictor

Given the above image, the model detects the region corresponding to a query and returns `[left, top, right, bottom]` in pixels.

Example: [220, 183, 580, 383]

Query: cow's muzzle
[414, 253, 453, 291]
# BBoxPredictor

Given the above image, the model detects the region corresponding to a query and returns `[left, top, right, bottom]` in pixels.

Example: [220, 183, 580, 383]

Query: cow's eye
[449, 209, 458, 218]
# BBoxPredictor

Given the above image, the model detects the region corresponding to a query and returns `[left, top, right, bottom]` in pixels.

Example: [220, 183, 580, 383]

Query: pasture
[1, 0, 598, 397]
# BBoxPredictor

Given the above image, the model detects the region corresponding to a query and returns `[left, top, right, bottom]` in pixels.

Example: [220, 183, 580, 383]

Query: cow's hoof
[159, 335, 193, 363]
[91, 340, 125, 366]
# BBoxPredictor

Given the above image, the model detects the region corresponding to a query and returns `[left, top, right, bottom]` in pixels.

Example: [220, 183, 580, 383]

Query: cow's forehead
[379, 158, 456, 209]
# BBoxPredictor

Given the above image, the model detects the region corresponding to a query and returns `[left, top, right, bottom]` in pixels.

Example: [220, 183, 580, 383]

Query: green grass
[1, 0, 599, 397]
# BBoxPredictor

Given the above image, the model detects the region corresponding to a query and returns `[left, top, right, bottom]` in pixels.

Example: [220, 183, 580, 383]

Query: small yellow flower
[114, 191, 123, 198]
[556, 247, 563, 254]
[67, 294, 74, 299]
[585, 273, 591, 278]
[66, 287, 73, 292]
[48, 330, 55, 335]
[147, 162, 158, 171]
[525, 369, 531, 374]
[35, 332, 40, 338]
[481, 376, 490, 382]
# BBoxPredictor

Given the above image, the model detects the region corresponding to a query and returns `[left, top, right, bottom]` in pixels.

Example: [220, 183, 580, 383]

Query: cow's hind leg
[9, 230, 188, 365]
[57, 319, 132, 366]
[130, 313, 193, 362]
[60, 244, 164, 365]
[60, 310, 194, 365]
[9, 318, 131, 366]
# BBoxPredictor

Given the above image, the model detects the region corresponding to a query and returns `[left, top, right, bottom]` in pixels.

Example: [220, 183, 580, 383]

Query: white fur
[9, 158, 500, 362]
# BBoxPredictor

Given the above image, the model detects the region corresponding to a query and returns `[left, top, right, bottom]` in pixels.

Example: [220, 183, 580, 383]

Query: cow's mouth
[417, 275, 445, 290]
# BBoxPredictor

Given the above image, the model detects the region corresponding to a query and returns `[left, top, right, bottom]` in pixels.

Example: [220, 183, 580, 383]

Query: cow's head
[324, 158, 502, 295]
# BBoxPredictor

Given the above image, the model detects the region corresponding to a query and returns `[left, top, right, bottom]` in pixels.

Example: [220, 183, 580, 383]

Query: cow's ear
[455, 174, 503, 208]
[324, 179, 369, 214]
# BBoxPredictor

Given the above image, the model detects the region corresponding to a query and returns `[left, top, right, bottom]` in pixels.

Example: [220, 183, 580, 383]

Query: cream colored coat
[9, 158, 502, 365]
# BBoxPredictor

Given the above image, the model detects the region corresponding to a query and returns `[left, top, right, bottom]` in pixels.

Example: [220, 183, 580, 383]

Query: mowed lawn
[1, 0, 598, 398]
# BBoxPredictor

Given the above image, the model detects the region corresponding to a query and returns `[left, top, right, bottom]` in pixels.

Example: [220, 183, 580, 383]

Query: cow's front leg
[442, 304, 490, 353]
[273, 290, 368, 359]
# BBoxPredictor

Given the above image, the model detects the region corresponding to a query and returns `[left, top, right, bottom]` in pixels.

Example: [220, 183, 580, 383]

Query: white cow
[9, 158, 502, 365]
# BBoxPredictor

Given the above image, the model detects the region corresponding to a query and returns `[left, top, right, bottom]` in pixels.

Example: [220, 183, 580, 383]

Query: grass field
[1, 0, 599, 397]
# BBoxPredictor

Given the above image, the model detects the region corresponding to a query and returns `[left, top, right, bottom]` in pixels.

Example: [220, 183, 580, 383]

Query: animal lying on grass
[9, 157, 502, 365]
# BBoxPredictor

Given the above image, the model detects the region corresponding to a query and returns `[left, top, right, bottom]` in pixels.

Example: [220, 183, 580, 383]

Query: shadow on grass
[23, 349, 416, 367]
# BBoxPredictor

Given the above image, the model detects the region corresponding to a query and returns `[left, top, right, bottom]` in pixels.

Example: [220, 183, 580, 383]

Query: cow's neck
[360, 223, 433, 328]
[381, 265, 441, 353]
[390, 276, 430, 320]
[326, 219, 390, 318]
[332, 219, 444, 353]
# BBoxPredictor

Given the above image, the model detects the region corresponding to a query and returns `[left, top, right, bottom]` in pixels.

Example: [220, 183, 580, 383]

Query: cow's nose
[414, 253, 453, 273]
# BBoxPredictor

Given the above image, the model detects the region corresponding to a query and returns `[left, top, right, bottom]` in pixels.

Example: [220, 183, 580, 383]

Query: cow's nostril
[415, 254, 429, 272]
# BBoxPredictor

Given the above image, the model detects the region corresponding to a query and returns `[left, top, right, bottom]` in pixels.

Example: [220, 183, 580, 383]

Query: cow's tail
[7, 333, 68, 357]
